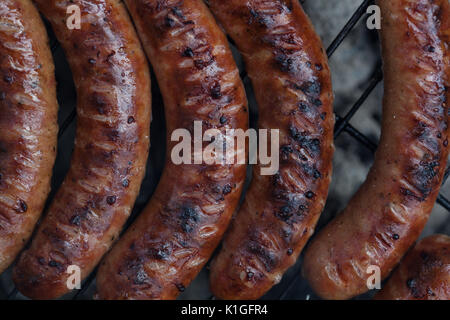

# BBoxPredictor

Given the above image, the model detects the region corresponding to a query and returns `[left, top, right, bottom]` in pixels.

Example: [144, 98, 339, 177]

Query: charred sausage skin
[13, 0, 151, 299]
[0, 0, 58, 274]
[207, 0, 334, 300]
[375, 234, 450, 300]
[303, 0, 450, 300]
[95, 0, 248, 300]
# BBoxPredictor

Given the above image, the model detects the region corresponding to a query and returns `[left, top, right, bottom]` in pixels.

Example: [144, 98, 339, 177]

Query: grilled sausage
[207, 0, 334, 300]
[0, 0, 58, 275]
[375, 234, 450, 300]
[95, 0, 248, 300]
[303, 0, 450, 300]
[12, 0, 151, 299]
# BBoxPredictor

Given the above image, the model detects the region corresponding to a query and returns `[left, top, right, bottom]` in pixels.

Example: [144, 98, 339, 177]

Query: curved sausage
[375, 234, 450, 300]
[207, 0, 334, 300]
[303, 0, 450, 300]
[0, 0, 58, 274]
[12, 0, 151, 299]
[95, 0, 248, 300]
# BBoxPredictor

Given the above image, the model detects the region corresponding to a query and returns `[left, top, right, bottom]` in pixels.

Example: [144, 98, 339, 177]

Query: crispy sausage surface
[375, 234, 450, 300]
[207, 0, 334, 300]
[0, 0, 58, 274]
[303, 0, 450, 300]
[95, 0, 248, 300]
[13, 0, 151, 299]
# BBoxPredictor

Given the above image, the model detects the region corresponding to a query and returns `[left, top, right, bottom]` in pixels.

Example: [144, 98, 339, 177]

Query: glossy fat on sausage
[95, 0, 248, 300]
[12, 0, 151, 299]
[207, 0, 334, 300]
[0, 0, 58, 274]
[303, 0, 450, 300]
[375, 234, 450, 300]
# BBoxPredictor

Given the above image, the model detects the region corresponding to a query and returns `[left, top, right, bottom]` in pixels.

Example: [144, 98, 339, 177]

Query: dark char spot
[180, 206, 198, 233]
[106, 196, 117, 205]
[281, 145, 293, 160]
[48, 260, 62, 268]
[305, 191, 315, 199]
[134, 268, 148, 285]
[194, 58, 214, 70]
[300, 81, 321, 96]
[3, 75, 13, 83]
[420, 251, 429, 261]
[70, 215, 82, 226]
[182, 47, 194, 57]
[219, 116, 227, 124]
[223, 184, 232, 195]
[413, 160, 440, 198]
[165, 16, 176, 27]
[210, 83, 222, 99]
[15, 200, 27, 213]
[289, 126, 321, 154]
[149, 243, 172, 260]
[407, 278, 416, 288]
[176, 283, 185, 292]
[275, 54, 293, 72]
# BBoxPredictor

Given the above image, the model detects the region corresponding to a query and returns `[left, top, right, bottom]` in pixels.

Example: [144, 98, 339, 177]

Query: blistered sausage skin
[207, 0, 334, 300]
[12, 0, 151, 299]
[95, 0, 248, 300]
[375, 234, 450, 300]
[303, 0, 450, 300]
[0, 0, 58, 274]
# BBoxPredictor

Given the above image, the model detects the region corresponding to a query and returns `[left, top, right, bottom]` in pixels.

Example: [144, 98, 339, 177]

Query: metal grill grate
[4, 0, 450, 300]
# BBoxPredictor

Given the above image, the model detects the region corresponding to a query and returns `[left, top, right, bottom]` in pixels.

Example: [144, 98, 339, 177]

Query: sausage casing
[0, 0, 58, 274]
[95, 0, 248, 300]
[13, 0, 151, 299]
[207, 0, 335, 300]
[375, 234, 450, 300]
[303, 0, 450, 300]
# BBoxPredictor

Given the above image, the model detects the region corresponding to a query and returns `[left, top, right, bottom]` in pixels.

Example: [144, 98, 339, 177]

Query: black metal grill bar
[334, 68, 383, 138]
[58, 109, 76, 138]
[342, 122, 378, 152]
[326, 0, 374, 58]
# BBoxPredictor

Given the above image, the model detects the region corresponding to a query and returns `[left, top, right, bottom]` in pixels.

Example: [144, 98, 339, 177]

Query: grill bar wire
[6, 0, 450, 300]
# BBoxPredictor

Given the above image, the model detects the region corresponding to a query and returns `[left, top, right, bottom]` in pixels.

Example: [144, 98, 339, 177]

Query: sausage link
[95, 0, 248, 300]
[375, 234, 450, 300]
[0, 0, 58, 274]
[207, 0, 334, 300]
[303, 0, 450, 300]
[12, 0, 151, 299]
